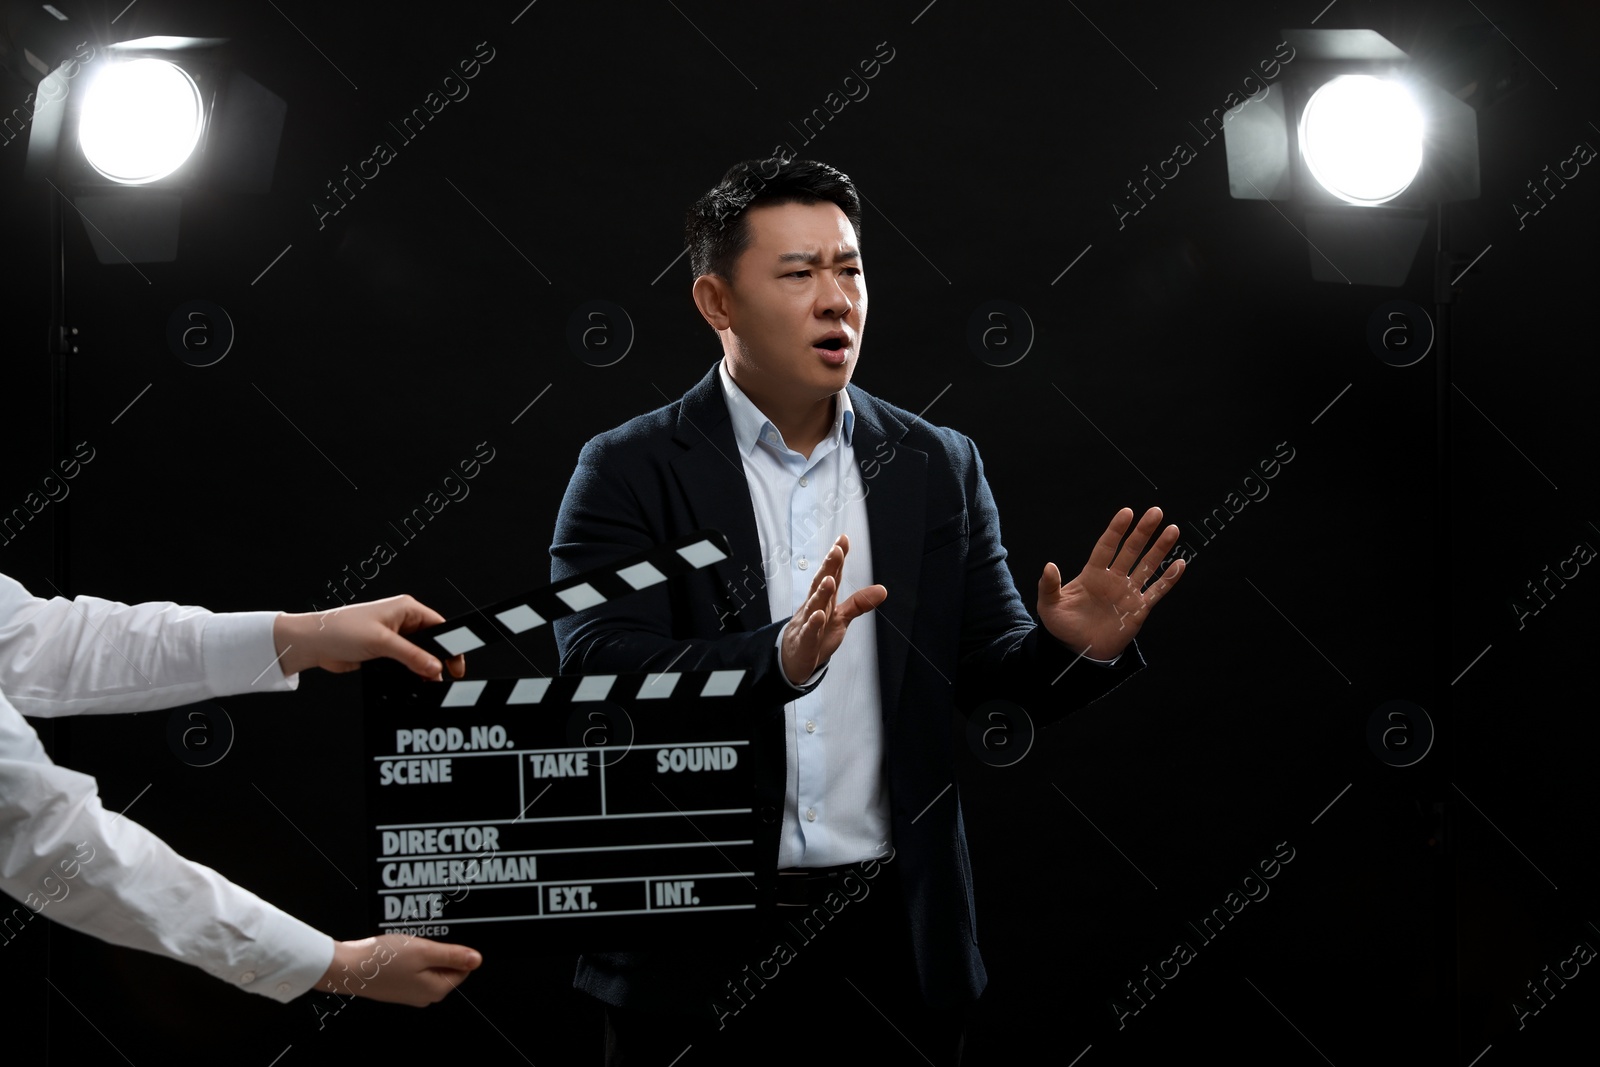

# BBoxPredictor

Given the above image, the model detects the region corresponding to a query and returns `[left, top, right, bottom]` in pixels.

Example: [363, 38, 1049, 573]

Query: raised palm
[1038, 507, 1186, 661]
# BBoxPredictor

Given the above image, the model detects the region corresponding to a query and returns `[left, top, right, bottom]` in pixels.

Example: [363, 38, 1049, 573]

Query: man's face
[720, 199, 865, 400]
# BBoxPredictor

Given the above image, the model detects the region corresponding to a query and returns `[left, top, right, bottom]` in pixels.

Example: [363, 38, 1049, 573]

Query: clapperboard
[363, 530, 761, 951]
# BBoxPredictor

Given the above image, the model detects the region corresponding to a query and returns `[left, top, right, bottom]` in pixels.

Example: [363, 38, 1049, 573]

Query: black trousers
[600, 862, 972, 1066]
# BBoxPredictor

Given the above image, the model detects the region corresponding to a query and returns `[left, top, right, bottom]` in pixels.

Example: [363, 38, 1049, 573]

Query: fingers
[1143, 556, 1187, 606]
[792, 537, 852, 619]
[1105, 507, 1165, 574]
[793, 575, 837, 645]
[834, 584, 887, 624]
[784, 569, 835, 645]
[802, 536, 849, 600]
[392, 966, 469, 1007]
[354, 936, 482, 1006]
[1084, 508, 1136, 572]
[1129, 524, 1182, 587]
[780, 545, 886, 682]
[784, 535, 856, 654]
[372, 628, 445, 680]
[780, 606, 828, 685]
[1037, 561, 1063, 601]
[805, 540, 884, 627]
[370, 596, 454, 680]
[394, 594, 447, 634]
[1086, 507, 1177, 579]
[418, 940, 483, 972]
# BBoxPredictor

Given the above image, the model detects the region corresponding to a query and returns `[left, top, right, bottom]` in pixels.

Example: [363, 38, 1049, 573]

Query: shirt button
[799, 476, 809, 487]
[805, 720, 816, 733]
[239, 971, 256, 985]
[805, 808, 817, 822]
[797, 557, 808, 571]
[276, 982, 292, 996]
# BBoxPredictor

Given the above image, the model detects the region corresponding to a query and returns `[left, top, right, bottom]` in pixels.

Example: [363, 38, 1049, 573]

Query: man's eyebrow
[775, 248, 861, 265]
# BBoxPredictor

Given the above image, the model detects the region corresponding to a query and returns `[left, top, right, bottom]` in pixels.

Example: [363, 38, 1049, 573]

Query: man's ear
[692, 273, 733, 332]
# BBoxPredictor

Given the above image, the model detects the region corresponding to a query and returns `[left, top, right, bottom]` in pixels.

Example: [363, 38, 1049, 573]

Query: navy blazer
[550, 362, 1145, 1013]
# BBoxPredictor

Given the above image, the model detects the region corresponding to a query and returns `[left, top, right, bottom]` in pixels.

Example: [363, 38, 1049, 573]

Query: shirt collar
[718, 358, 854, 458]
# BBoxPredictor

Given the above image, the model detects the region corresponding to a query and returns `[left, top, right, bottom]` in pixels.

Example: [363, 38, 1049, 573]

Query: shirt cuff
[224, 906, 335, 1003]
[203, 612, 299, 696]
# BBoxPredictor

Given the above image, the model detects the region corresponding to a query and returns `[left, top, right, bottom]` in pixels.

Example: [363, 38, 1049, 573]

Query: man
[0, 574, 482, 1006]
[550, 157, 1185, 1063]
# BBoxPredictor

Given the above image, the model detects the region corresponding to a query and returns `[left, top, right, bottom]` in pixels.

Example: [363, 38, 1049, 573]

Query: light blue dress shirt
[717, 361, 890, 868]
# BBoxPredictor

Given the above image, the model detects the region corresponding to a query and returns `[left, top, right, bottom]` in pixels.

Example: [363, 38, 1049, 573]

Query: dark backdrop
[2, 1, 1596, 1063]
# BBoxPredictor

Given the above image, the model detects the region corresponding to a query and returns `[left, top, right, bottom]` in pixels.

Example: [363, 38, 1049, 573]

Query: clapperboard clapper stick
[362, 529, 764, 952]
[399, 528, 736, 660]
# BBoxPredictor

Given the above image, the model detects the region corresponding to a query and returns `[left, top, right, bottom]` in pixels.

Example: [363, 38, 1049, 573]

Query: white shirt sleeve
[0, 573, 334, 1002]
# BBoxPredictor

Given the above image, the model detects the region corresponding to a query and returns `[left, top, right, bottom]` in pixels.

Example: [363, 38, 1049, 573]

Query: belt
[773, 862, 877, 908]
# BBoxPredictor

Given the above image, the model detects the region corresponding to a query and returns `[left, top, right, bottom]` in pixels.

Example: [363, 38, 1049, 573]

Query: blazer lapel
[849, 386, 925, 730]
[669, 365, 771, 631]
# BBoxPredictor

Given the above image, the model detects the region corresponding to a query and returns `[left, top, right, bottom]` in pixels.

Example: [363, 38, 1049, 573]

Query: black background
[1, 0, 1596, 1063]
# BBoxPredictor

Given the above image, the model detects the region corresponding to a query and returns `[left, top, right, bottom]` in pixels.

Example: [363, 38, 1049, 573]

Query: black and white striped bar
[420, 667, 748, 711]
[408, 529, 732, 660]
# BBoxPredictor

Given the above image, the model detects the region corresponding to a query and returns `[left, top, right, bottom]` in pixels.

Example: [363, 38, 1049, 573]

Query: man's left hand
[272, 595, 467, 681]
[1037, 507, 1187, 662]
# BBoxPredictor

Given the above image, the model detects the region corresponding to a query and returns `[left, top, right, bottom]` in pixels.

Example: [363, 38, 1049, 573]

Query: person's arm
[0, 702, 480, 1003]
[0, 573, 295, 717]
[0, 710, 334, 1001]
[0, 574, 461, 719]
[949, 436, 1151, 723]
[0, 573, 478, 1003]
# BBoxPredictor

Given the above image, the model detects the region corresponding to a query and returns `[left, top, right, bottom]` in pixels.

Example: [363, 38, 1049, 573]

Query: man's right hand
[779, 534, 887, 685]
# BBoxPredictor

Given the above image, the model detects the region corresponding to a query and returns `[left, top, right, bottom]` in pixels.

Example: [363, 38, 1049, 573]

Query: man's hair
[684, 157, 862, 283]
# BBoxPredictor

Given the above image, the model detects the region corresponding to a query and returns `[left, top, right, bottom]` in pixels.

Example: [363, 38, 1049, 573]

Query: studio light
[1222, 28, 1480, 286]
[1298, 74, 1424, 206]
[77, 57, 205, 185]
[21, 23, 287, 264]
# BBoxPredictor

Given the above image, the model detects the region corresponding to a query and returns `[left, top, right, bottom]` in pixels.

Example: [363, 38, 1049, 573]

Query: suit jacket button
[759, 805, 778, 824]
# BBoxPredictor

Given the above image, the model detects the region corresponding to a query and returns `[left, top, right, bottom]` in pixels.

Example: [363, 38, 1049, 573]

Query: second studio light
[1298, 74, 1425, 206]
[1222, 29, 1480, 286]
[77, 57, 206, 186]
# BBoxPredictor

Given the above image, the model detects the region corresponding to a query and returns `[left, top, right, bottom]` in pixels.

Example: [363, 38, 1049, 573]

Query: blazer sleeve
[949, 436, 1146, 726]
